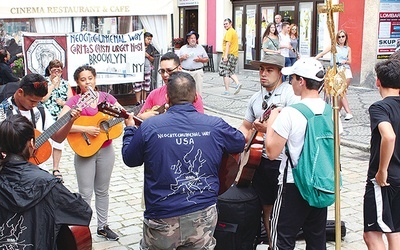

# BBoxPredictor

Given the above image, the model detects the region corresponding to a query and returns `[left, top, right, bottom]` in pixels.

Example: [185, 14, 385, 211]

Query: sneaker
[344, 113, 353, 120]
[97, 225, 119, 241]
[222, 91, 230, 95]
[234, 83, 242, 95]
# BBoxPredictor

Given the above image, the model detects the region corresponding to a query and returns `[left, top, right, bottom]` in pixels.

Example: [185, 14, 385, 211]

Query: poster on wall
[299, 2, 313, 57]
[23, 30, 145, 86]
[377, 0, 400, 59]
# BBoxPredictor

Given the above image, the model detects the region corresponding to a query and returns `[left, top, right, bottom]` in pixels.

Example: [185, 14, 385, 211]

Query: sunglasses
[262, 93, 273, 110]
[158, 65, 179, 75]
[338, 35, 346, 38]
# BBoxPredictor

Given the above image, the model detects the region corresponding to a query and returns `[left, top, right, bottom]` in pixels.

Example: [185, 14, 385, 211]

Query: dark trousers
[271, 183, 327, 250]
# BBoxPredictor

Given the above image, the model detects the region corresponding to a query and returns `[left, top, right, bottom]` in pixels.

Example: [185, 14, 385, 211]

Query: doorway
[184, 9, 198, 35]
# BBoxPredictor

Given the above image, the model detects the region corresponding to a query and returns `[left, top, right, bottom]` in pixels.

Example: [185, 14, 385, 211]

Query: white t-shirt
[272, 98, 342, 184]
[279, 32, 291, 57]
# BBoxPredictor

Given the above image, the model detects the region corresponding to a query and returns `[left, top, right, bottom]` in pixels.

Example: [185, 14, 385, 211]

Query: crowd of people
[0, 18, 399, 250]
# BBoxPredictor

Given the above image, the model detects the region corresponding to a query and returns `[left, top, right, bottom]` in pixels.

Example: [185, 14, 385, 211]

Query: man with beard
[239, 53, 299, 249]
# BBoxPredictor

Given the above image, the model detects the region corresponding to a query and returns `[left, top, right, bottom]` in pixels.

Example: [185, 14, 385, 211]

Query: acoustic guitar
[56, 225, 92, 250]
[235, 103, 278, 187]
[29, 87, 97, 165]
[67, 102, 142, 157]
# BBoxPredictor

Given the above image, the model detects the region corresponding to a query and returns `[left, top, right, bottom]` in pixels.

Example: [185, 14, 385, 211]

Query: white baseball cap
[281, 58, 324, 81]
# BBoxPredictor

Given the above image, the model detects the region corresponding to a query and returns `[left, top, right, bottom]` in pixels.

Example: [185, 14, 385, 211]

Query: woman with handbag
[262, 23, 280, 55]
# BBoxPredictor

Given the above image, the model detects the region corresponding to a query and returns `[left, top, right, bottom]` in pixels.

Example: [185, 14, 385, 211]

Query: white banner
[67, 30, 145, 86]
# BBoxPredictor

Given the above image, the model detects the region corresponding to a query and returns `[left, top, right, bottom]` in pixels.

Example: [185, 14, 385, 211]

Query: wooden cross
[318, 0, 344, 57]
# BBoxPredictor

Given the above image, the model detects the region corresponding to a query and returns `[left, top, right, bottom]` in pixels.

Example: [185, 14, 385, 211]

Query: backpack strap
[37, 103, 46, 131]
[2, 98, 46, 131]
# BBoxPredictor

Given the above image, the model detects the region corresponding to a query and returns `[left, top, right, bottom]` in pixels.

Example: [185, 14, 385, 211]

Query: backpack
[284, 103, 338, 208]
[0, 82, 46, 130]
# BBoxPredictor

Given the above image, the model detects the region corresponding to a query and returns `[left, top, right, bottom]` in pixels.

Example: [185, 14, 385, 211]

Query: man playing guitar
[0, 74, 81, 171]
[238, 54, 299, 249]
[137, 52, 204, 120]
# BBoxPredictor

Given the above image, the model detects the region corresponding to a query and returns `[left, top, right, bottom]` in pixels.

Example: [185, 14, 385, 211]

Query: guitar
[29, 87, 97, 165]
[67, 102, 141, 157]
[56, 225, 92, 250]
[235, 103, 278, 187]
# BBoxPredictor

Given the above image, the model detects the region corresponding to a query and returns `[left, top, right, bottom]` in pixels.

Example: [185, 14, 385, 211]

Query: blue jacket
[122, 103, 245, 219]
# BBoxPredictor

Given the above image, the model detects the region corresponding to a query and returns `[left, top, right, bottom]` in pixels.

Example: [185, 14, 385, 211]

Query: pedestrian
[274, 14, 283, 33]
[219, 18, 242, 95]
[138, 52, 204, 120]
[41, 59, 74, 181]
[133, 32, 159, 106]
[1, 73, 80, 171]
[0, 114, 92, 249]
[239, 53, 299, 249]
[122, 71, 245, 249]
[315, 30, 353, 120]
[262, 23, 280, 55]
[0, 49, 20, 85]
[278, 22, 292, 69]
[288, 24, 299, 66]
[58, 65, 121, 241]
[363, 59, 400, 250]
[178, 30, 209, 95]
[265, 58, 328, 249]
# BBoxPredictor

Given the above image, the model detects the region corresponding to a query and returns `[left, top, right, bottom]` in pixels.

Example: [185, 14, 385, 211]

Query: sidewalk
[202, 69, 381, 152]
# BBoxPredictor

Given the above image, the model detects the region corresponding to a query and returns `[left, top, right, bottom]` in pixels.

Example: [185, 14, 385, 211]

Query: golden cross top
[318, 0, 344, 56]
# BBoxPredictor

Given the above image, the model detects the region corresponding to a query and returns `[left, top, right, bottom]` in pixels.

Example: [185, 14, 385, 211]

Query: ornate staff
[318, 1, 344, 249]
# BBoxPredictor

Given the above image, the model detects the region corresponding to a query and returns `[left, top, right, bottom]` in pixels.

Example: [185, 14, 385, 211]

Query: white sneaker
[344, 113, 353, 120]
[234, 83, 242, 95]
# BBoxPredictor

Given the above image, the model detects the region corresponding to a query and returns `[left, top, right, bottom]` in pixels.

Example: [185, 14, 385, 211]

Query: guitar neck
[35, 109, 72, 148]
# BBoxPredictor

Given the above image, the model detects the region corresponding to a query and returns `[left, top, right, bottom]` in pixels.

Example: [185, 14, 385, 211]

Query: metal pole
[332, 93, 341, 250]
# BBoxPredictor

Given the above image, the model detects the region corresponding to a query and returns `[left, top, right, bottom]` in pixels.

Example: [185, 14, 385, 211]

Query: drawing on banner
[26, 39, 66, 76]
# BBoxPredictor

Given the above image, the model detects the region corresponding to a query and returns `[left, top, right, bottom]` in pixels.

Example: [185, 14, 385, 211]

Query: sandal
[52, 169, 64, 183]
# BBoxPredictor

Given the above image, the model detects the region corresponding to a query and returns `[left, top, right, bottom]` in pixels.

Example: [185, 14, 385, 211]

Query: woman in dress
[262, 23, 280, 55]
[42, 59, 73, 180]
[59, 65, 122, 241]
[316, 30, 353, 120]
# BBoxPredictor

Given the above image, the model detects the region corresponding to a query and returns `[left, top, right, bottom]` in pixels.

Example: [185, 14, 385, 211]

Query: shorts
[252, 157, 280, 205]
[338, 65, 353, 79]
[50, 138, 64, 150]
[363, 179, 400, 233]
[218, 54, 238, 77]
[134, 72, 151, 92]
[140, 204, 217, 249]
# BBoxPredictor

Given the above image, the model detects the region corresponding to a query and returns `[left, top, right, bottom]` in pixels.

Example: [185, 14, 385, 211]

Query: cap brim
[281, 66, 295, 76]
